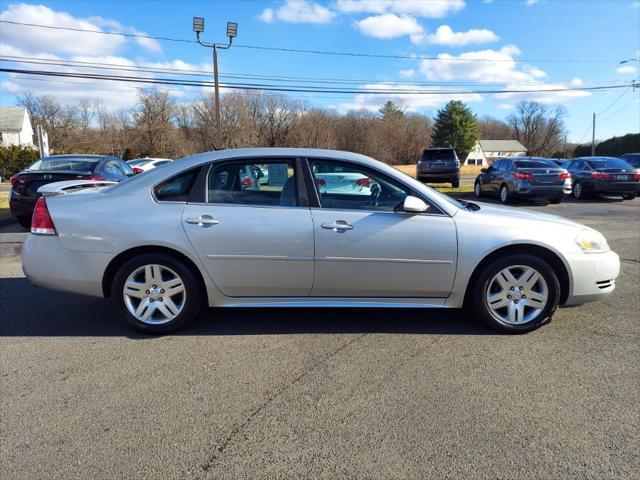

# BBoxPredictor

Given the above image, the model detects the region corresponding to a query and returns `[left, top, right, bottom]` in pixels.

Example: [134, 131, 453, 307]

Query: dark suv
[416, 147, 460, 187]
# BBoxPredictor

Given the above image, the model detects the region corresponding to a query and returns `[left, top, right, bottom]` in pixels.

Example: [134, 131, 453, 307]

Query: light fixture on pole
[193, 17, 238, 140]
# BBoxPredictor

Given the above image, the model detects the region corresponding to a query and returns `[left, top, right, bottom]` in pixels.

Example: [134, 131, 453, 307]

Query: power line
[0, 67, 631, 95]
[1, 55, 627, 88]
[0, 20, 620, 63]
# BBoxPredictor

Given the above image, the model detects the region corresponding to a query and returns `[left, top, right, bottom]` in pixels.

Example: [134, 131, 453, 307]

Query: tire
[16, 215, 31, 229]
[499, 184, 510, 204]
[110, 253, 202, 334]
[452, 177, 460, 188]
[470, 254, 560, 334]
[573, 181, 583, 200]
[622, 194, 636, 200]
[474, 180, 482, 198]
[549, 196, 563, 204]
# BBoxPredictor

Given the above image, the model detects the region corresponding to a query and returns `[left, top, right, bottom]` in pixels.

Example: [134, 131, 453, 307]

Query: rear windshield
[621, 155, 640, 167]
[26, 157, 100, 172]
[586, 159, 632, 169]
[422, 149, 456, 161]
[514, 160, 558, 169]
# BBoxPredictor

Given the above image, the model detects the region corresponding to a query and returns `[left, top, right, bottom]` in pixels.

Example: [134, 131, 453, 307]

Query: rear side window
[207, 160, 297, 207]
[155, 168, 199, 202]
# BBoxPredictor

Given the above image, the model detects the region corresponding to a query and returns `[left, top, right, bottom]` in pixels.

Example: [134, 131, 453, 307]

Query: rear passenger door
[181, 158, 315, 297]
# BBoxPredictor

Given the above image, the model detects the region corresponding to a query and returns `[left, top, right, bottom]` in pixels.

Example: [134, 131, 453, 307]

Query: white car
[21, 148, 619, 334]
[127, 157, 173, 172]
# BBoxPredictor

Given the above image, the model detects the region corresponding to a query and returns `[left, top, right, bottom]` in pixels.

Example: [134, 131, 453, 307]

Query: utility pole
[591, 112, 596, 156]
[193, 17, 238, 142]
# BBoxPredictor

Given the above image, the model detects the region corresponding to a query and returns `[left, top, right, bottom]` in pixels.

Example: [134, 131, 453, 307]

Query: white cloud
[526, 0, 539, 5]
[355, 13, 423, 39]
[335, 0, 465, 18]
[632, 2, 640, 9]
[335, 82, 482, 113]
[494, 82, 590, 104]
[0, 4, 161, 55]
[259, 0, 335, 23]
[616, 65, 637, 74]
[411, 25, 499, 47]
[498, 104, 513, 110]
[399, 68, 416, 78]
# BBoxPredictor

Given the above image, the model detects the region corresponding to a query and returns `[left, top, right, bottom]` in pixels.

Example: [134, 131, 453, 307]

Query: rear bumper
[8, 190, 37, 217]
[511, 184, 567, 198]
[591, 181, 639, 195]
[22, 234, 113, 298]
[417, 171, 460, 181]
[563, 250, 620, 305]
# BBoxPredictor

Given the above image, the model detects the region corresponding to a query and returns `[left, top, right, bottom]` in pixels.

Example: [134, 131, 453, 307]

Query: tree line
[1, 88, 586, 177]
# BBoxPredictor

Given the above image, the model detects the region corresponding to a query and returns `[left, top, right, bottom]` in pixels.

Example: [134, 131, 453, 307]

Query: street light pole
[193, 18, 238, 140]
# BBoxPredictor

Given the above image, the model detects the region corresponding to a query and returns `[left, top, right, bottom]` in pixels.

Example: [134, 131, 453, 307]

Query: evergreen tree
[379, 100, 405, 122]
[431, 100, 479, 158]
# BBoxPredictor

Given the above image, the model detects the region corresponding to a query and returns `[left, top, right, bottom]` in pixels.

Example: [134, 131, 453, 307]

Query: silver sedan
[21, 148, 620, 334]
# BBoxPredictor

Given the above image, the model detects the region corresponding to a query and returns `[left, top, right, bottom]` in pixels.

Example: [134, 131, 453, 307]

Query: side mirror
[480, 168, 488, 173]
[403, 195, 429, 213]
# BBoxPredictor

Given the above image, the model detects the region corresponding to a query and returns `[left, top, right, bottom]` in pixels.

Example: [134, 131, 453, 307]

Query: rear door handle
[321, 220, 353, 231]
[185, 215, 219, 227]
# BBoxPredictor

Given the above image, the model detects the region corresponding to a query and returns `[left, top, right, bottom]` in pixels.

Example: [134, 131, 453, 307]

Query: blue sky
[0, 0, 638, 143]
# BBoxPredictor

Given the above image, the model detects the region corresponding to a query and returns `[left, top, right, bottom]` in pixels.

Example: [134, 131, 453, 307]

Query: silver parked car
[22, 148, 619, 334]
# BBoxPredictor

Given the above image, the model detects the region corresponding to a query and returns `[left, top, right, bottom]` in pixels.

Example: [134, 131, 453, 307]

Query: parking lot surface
[1, 196, 639, 479]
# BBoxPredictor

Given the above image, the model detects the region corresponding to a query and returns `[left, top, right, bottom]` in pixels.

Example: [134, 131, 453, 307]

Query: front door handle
[185, 215, 219, 227]
[321, 220, 353, 231]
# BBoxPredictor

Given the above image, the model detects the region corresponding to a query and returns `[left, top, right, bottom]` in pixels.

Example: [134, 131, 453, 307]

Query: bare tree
[477, 116, 513, 140]
[134, 88, 176, 157]
[507, 101, 566, 156]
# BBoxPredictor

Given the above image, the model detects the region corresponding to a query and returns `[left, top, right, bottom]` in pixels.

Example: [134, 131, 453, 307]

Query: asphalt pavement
[1, 196, 638, 479]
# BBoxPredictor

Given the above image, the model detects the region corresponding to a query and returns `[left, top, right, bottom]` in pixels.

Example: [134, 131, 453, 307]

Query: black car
[619, 153, 640, 170]
[416, 147, 460, 187]
[9, 154, 134, 228]
[567, 157, 639, 200]
[551, 159, 570, 169]
[474, 157, 571, 204]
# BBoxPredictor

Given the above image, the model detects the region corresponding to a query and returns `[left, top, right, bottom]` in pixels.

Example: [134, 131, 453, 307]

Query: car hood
[471, 202, 582, 229]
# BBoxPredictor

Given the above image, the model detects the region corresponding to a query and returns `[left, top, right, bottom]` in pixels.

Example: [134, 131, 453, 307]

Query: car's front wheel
[110, 253, 202, 334]
[474, 180, 482, 197]
[470, 254, 560, 333]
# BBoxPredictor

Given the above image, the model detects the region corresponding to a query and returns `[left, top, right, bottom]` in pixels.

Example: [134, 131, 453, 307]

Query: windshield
[26, 157, 100, 172]
[128, 159, 151, 166]
[514, 160, 559, 169]
[586, 159, 633, 169]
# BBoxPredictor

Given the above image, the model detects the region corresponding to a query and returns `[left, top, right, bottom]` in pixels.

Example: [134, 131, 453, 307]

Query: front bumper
[22, 234, 113, 298]
[563, 250, 620, 305]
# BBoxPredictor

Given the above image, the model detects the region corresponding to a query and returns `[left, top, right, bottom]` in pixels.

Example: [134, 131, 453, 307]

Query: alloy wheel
[574, 182, 582, 199]
[122, 264, 186, 325]
[485, 265, 548, 325]
[500, 185, 509, 203]
[474, 181, 481, 197]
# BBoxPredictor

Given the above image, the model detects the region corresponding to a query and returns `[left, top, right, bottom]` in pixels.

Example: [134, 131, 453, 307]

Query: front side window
[309, 159, 411, 211]
[208, 160, 297, 207]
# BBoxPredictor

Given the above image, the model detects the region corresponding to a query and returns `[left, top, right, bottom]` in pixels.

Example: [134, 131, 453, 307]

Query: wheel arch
[102, 245, 208, 301]
[463, 243, 571, 307]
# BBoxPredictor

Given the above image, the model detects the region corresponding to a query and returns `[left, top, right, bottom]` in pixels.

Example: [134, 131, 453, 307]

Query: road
[1, 196, 639, 479]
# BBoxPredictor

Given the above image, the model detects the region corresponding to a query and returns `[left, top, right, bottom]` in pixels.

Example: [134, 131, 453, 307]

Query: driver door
[307, 159, 457, 298]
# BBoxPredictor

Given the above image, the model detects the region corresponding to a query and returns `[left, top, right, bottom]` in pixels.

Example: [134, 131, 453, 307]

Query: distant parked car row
[473, 155, 639, 204]
[9, 155, 173, 227]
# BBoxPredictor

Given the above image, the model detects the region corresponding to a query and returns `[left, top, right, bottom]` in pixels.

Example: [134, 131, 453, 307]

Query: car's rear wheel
[110, 253, 202, 334]
[452, 177, 460, 188]
[499, 184, 510, 204]
[622, 194, 636, 200]
[549, 196, 563, 204]
[474, 180, 482, 197]
[471, 254, 560, 333]
[573, 181, 584, 199]
[16, 215, 31, 229]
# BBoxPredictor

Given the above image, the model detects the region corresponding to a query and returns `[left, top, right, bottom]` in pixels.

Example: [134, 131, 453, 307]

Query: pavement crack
[201, 333, 368, 471]
[620, 258, 640, 264]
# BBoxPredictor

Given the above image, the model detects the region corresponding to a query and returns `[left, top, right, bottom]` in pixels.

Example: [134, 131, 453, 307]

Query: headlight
[575, 229, 609, 254]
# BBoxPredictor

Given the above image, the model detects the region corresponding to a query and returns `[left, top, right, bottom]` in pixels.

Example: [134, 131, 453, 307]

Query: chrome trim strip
[317, 256, 453, 264]
[205, 254, 312, 261]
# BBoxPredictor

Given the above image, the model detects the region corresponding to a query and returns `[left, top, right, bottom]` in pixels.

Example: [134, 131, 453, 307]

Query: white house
[0, 106, 34, 147]
[464, 139, 527, 166]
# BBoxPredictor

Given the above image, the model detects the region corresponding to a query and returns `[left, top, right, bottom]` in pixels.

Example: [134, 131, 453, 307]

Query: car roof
[40, 154, 113, 160]
[574, 156, 621, 161]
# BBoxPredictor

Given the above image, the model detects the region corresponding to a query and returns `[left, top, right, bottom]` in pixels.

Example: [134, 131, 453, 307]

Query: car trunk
[519, 168, 566, 186]
[12, 171, 97, 199]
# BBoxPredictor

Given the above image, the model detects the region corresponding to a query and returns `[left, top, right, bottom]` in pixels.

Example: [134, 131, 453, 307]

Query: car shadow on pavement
[0, 277, 493, 337]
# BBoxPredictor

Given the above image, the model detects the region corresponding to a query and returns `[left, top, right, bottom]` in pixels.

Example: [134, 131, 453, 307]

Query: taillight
[591, 172, 612, 180]
[78, 175, 106, 181]
[10, 175, 30, 186]
[31, 197, 57, 235]
[316, 178, 326, 186]
[356, 177, 373, 187]
[559, 172, 571, 180]
[513, 172, 534, 180]
[132, 167, 144, 174]
[633, 173, 640, 181]
[241, 177, 254, 187]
